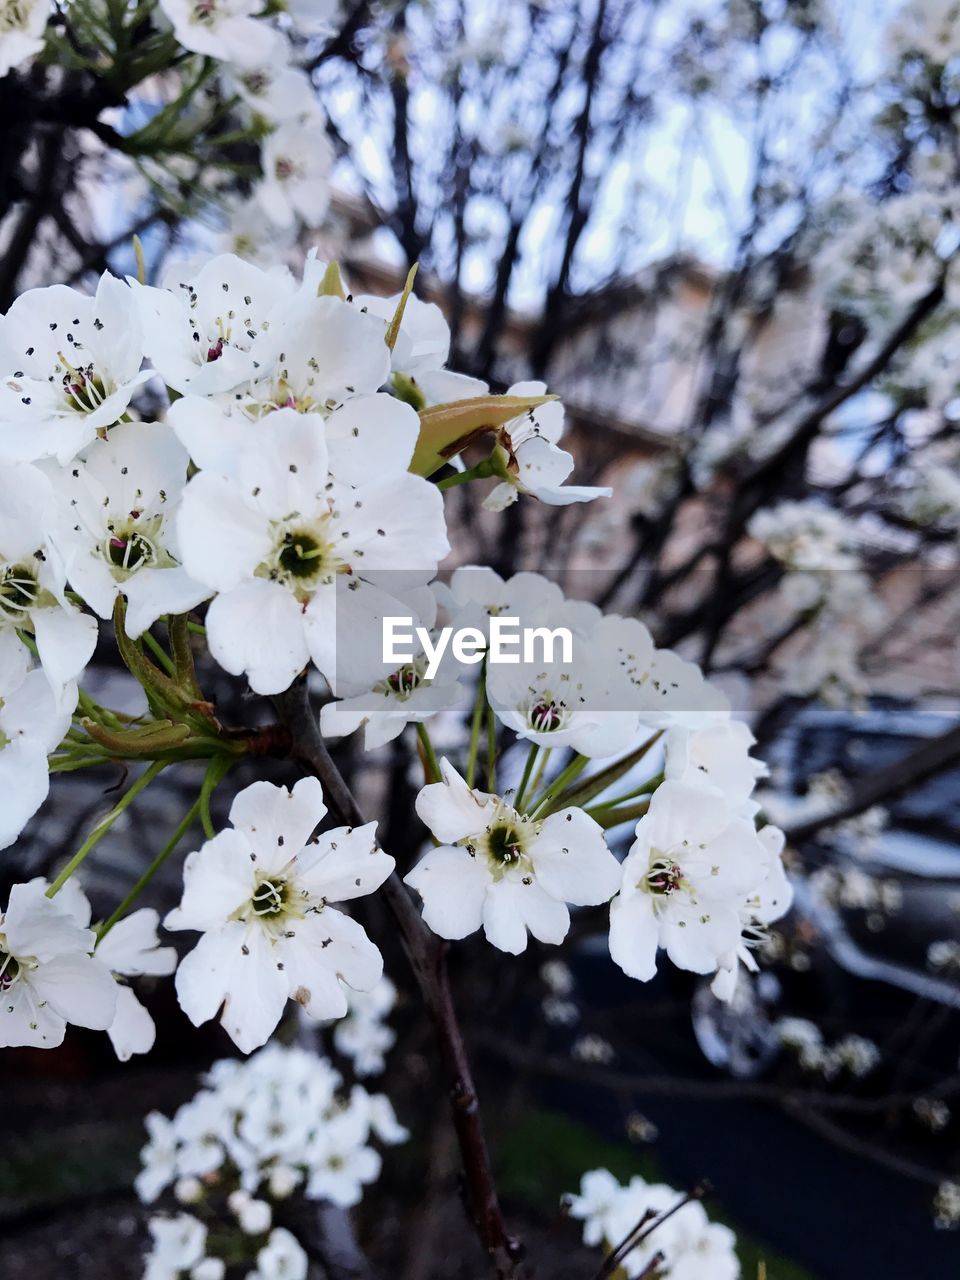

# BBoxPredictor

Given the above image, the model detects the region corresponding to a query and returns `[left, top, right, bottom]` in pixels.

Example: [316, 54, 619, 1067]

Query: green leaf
[385, 263, 419, 351]
[541, 734, 662, 815]
[317, 260, 346, 299]
[411, 393, 557, 478]
[81, 718, 192, 756]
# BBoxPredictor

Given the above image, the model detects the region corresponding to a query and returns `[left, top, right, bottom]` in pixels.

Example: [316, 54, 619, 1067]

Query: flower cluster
[332, 565, 793, 995]
[327, 975, 399, 1078]
[140, 1042, 407, 1275]
[775, 1017, 881, 1079]
[566, 1168, 740, 1280]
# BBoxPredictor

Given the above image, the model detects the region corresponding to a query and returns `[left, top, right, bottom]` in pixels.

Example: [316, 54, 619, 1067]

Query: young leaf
[411, 393, 557, 478]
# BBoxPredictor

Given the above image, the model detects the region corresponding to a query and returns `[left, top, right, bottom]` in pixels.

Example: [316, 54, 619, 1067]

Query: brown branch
[591, 1186, 706, 1280]
[274, 677, 525, 1280]
[478, 1034, 960, 1116]
[783, 720, 960, 844]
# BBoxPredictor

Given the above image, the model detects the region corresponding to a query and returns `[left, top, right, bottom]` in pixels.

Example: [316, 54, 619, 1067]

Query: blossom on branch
[405, 758, 621, 953]
[165, 778, 394, 1053]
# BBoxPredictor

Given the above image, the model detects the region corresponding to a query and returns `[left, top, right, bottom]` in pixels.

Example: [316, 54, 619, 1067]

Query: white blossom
[50, 421, 210, 638]
[0, 637, 74, 850]
[157, 0, 269, 67]
[133, 254, 296, 398]
[176, 407, 447, 694]
[247, 1227, 308, 1280]
[53, 877, 177, 1062]
[0, 0, 50, 77]
[609, 779, 776, 987]
[567, 1169, 739, 1279]
[0, 272, 149, 464]
[258, 112, 334, 230]
[0, 879, 116, 1048]
[354, 291, 488, 407]
[0, 461, 97, 690]
[329, 975, 398, 1076]
[405, 758, 621, 953]
[165, 778, 394, 1053]
[483, 380, 611, 511]
[144, 1213, 224, 1280]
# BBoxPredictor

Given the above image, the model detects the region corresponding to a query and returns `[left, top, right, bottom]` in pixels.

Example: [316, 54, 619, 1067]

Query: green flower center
[0, 563, 40, 620]
[278, 531, 329, 579]
[100, 514, 172, 581]
[250, 877, 289, 918]
[0, 948, 20, 990]
[486, 823, 525, 865]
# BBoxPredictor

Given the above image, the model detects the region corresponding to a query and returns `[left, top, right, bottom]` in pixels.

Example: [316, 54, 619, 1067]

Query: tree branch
[275, 677, 525, 1280]
[783, 720, 960, 844]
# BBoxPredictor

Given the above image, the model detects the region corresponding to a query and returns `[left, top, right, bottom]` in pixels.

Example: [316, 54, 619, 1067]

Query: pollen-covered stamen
[388, 666, 421, 696]
[99, 510, 169, 580]
[250, 878, 287, 918]
[376, 657, 427, 701]
[486, 823, 526, 864]
[529, 697, 564, 732]
[644, 849, 687, 896]
[278, 531, 330, 579]
[0, 948, 20, 991]
[469, 799, 542, 880]
[242, 71, 270, 95]
[206, 337, 224, 363]
[0, 562, 40, 619]
[59, 356, 108, 415]
[261, 516, 345, 597]
[0, 2, 31, 34]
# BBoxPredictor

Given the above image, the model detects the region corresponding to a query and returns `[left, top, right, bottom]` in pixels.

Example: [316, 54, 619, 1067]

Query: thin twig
[275, 677, 525, 1279]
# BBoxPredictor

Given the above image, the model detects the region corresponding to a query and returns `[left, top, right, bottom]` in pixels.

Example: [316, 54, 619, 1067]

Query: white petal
[296, 821, 394, 901]
[96, 908, 177, 976]
[609, 890, 660, 981]
[122, 567, 211, 639]
[324, 395, 420, 486]
[481, 878, 569, 953]
[414, 758, 497, 844]
[281, 908, 383, 1015]
[531, 809, 621, 906]
[165, 829, 254, 932]
[177, 472, 273, 592]
[32, 605, 98, 688]
[107, 985, 157, 1061]
[206, 579, 309, 695]
[30, 952, 118, 1031]
[0, 738, 49, 850]
[228, 777, 327, 870]
[404, 844, 490, 940]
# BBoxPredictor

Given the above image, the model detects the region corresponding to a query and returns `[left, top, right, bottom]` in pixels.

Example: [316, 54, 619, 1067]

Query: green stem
[589, 772, 664, 812]
[416, 723, 442, 783]
[199, 753, 235, 840]
[513, 744, 539, 811]
[436, 459, 496, 492]
[530, 750, 587, 816]
[96, 796, 202, 940]
[48, 754, 113, 774]
[46, 760, 167, 897]
[486, 702, 497, 792]
[466, 660, 487, 789]
[141, 629, 178, 678]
